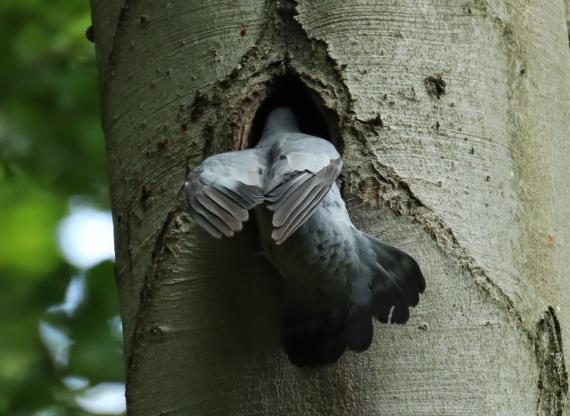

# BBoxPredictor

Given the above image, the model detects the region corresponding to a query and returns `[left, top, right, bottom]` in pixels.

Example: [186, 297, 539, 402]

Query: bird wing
[265, 133, 342, 245]
[184, 149, 266, 239]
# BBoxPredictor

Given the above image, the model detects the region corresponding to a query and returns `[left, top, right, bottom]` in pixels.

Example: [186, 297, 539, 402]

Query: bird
[184, 106, 425, 366]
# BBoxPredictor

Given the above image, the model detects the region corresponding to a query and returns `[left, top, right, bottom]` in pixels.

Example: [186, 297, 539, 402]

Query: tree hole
[237, 75, 342, 151]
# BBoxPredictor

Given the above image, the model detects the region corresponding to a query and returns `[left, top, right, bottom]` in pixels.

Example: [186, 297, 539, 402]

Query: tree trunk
[90, 0, 570, 414]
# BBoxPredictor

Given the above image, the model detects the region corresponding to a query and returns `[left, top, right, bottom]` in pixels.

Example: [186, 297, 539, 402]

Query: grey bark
[90, 0, 570, 415]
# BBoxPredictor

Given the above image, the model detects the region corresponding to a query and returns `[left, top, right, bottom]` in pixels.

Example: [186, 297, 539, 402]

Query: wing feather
[190, 211, 224, 239]
[266, 172, 310, 207]
[185, 149, 265, 238]
[195, 193, 242, 230]
[271, 173, 319, 227]
[186, 130, 343, 244]
[190, 197, 235, 237]
[265, 134, 342, 244]
[271, 182, 328, 244]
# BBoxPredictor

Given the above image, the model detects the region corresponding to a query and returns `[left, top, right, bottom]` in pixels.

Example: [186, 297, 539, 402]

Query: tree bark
[90, 0, 570, 414]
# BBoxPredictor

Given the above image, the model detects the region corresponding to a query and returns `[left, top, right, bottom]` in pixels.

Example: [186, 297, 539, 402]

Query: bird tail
[281, 233, 425, 367]
[359, 232, 425, 324]
[283, 304, 348, 367]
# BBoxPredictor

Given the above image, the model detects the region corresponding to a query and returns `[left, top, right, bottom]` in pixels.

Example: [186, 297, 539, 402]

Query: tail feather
[281, 233, 424, 366]
[361, 232, 425, 324]
[346, 305, 373, 352]
[283, 309, 349, 366]
[283, 295, 374, 366]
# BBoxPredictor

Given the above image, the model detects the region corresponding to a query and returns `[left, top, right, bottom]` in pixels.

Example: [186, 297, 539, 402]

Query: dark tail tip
[283, 306, 374, 366]
[283, 313, 347, 366]
[363, 233, 425, 324]
[281, 234, 425, 366]
[346, 305, 374, 352]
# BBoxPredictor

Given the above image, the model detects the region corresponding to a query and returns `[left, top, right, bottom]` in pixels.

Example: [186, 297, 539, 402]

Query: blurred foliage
[0, 0, 107, 196]
[0, 1, 123, 415]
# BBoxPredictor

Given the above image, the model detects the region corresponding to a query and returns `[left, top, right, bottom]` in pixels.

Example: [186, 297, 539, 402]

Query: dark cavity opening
[248, 75, 342, 150]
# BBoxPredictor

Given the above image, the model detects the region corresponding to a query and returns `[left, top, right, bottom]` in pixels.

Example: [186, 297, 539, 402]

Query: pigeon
[185, 107, 425, 366]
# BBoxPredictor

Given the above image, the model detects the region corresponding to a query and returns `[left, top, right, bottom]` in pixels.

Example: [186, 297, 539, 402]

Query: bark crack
[349, 129, 528, 333]
[493, 5, 568, 414]
[536, 308, 569, 415]
[101, 0, 134, 94]
[350, 94, 570, 416]
[290, 0, 529, 340]
[125, 204, 183, 397]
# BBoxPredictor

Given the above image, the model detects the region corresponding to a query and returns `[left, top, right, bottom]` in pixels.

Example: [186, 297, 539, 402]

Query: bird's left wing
[184, 149, 266, 239]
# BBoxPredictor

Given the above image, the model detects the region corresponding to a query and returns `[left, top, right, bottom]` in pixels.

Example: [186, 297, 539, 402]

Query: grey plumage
[185, 149, 265, 238]
[185, 107, 425, 366]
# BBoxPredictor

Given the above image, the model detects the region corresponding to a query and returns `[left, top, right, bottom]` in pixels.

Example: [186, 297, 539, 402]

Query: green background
[0, 1, 123, 414]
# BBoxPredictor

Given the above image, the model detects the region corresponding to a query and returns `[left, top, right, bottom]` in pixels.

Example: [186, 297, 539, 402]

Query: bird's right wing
[184, 149, 265, 239]
[265, 134, 342, 244]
